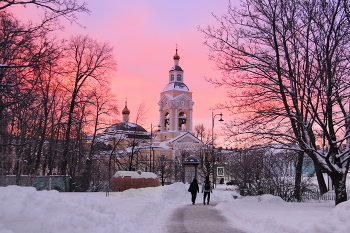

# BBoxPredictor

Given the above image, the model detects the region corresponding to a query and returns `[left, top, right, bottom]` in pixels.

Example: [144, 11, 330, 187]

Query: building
[94, 49, 207, 185]
[93, 100, 152, 182]
[147, 49, 205, 184]
[97, 101, 151, 144]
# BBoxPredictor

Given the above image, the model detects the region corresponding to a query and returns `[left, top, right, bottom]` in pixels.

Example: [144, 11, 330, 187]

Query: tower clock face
[181, 100, 185, 105]
[177, 74, 181, 81]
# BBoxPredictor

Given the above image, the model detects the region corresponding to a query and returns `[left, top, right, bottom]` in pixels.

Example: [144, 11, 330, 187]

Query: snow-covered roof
[96, 121, 151, 144]
[104, 122, 147, 133]
[112, 171, 158, 179]
[169, 65, 183, 71]
[168, 132, 203, 144]
[163, 82, 189, 92]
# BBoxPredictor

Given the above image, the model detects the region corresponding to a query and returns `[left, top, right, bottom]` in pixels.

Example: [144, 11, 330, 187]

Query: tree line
[0, 1, 118, 191]
[201, 0, 350, 205]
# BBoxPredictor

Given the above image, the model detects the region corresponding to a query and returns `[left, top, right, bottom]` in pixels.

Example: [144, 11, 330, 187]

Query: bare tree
[227, 147, 315, 201]
[201, 0, 350, 205]
[155, 154, 172, 186]
[1, 0, 88, 31]
[82, 85, 117, 191]
[113, 101, 149, 172]
[194, 124, 212, 145]
[60, 35, 116, 181]
[0, 11, 64, 182]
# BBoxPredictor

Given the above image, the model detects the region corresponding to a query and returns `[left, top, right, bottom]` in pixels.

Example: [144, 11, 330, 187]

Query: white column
[175, 107, 179, 132]
[170, 107, 174, 131]
[189, 108, 193, 133]
[159, 109, 163, 132]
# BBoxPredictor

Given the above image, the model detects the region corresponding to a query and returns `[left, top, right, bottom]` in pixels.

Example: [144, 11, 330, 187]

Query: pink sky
[12, 0, 233, 146]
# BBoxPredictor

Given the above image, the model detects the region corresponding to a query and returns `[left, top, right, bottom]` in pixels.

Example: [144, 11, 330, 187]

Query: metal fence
[0, 175, 70, 192]
[302, 189, 350, 201]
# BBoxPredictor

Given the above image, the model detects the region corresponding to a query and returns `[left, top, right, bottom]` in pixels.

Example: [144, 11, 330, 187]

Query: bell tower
[157, 48, 194, 141]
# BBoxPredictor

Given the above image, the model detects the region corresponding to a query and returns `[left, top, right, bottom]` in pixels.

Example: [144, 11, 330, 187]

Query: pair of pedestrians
[188, 176, 213, 205]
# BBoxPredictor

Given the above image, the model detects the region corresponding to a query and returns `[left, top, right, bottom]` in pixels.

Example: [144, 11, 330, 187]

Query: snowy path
[166, 202, 246, 233]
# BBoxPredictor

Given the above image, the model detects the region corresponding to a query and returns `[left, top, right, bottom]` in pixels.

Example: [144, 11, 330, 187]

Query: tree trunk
[294, 151, 304, 201]
[332, 172, 348, 205]
[314, 162, 328, 195]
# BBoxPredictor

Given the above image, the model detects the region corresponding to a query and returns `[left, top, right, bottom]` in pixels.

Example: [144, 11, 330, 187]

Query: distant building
[97, 101, 151, 143]
[95, 49, 207, 185]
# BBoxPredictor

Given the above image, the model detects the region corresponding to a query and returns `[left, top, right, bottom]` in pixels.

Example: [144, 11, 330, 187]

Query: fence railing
[0, 175, 70, 192]
[302, 189, 350, 201]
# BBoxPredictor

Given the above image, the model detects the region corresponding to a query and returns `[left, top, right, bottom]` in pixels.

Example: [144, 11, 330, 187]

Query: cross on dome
[173, 44, 180, 60]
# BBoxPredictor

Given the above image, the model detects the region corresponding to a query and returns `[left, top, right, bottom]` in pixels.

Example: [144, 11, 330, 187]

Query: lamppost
[211, 111, 224, 187]
[149, 124, 160, 172]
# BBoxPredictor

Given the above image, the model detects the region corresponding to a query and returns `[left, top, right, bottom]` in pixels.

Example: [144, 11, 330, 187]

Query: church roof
[163, 82, 189, 92]
[169, 65, 183, 71]
[97, 121, 151, 142]
[104, 122, 147, 133]
[168, 132, 203, 144]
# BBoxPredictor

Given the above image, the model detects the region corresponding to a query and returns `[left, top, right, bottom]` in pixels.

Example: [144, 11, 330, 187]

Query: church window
[178, 111, 187, 131]
[164, 112, 170, 130]
[177, 74, 182, 81]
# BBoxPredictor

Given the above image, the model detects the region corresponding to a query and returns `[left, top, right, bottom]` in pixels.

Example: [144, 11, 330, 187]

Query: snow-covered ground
[0, 183, 349, 233]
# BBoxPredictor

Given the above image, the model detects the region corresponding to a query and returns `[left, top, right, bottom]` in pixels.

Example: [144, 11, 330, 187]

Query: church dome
[97, 121, 150, 141]
[163, 82, 189, 92]
[169, 65, 183, 72]
[173, 50, 180, 60]
[122, 105, 130, 115]
[104, 122, 147, 133]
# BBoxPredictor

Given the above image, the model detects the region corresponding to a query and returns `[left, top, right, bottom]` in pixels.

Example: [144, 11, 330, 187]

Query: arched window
[177, 74, 182, 81]
[164, 112, 170, 130]
[178, 111, 187, 131]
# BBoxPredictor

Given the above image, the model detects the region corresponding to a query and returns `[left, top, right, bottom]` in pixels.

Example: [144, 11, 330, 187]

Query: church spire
[122, 99, 130, 122]
[173, 44, 180, 66]
[169, 45, 184, 83]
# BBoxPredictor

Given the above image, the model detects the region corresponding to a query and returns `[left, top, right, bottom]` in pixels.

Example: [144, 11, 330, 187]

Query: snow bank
[216, 193, 349, 233]
[0, 186, 118, 233]
[315, 200, 350, 233]
[0, 183, 349, 233]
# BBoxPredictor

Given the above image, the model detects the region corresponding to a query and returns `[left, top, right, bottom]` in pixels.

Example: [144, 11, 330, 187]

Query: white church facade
[149, 49, 204, 184]
[96, 49, 207, 184]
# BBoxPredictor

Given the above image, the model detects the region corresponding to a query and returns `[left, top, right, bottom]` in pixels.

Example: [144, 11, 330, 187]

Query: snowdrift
[0, 183, 349, 233]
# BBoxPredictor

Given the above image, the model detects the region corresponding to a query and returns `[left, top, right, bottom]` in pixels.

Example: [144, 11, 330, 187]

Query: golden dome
[122, 106, 130, 115]
[122, 100, 130, 115]
[173, 48, 180, 60]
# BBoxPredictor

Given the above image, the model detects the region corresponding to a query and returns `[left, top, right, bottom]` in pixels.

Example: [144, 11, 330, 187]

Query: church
[96, 48, 206, 184]
[149, 48, 204, 184]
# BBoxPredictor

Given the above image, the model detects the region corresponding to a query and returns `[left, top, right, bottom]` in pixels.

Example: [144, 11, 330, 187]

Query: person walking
[202, 176, 212, 205]
[188, 178, 199, 205]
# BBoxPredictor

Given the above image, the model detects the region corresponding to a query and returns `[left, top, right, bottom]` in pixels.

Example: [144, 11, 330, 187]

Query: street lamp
[212, 112, 224, 150]
[211, 111, 224, 187]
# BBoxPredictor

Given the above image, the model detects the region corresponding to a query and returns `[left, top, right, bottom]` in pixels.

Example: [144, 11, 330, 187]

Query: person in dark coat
[188, 178, 199, 205]
[202, 176, 213, 205]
